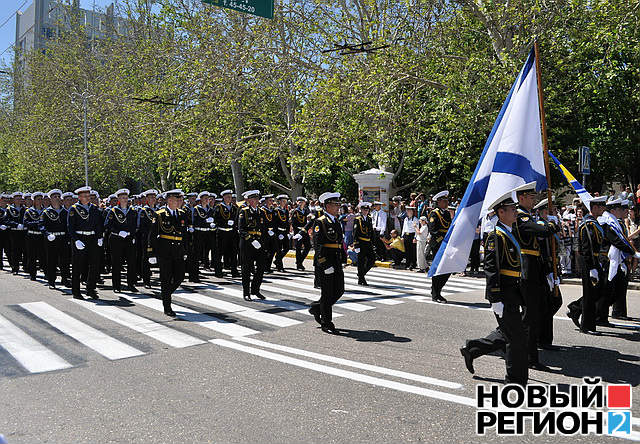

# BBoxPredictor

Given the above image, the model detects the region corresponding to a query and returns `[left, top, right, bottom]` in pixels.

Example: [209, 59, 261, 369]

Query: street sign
[202, 0, 273, 19]
[579, 146, 590, 175]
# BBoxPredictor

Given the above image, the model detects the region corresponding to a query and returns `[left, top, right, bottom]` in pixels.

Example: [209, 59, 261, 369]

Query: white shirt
[401, 216, 419, 235]
[481, 214, 498, 237]
[415, 222, 429, 241]
[373, 209, 387, 232]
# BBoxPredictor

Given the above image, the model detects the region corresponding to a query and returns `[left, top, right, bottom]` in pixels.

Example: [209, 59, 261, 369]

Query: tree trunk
[231, 159, 245, 195]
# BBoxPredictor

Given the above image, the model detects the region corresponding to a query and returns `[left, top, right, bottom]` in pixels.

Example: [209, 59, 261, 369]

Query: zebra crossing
[0, 267, 486, 377]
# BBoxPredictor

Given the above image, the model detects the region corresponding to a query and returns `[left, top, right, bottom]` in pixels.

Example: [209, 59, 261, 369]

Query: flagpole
[534, 40, 559, 296]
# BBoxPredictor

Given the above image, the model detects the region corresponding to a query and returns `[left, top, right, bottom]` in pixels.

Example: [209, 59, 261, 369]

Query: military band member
[68, 186, 104, 300]
[353, 202, 375, 286]
[291, 197, 311, 270]
[460, 189, 528, 386]
[611, 200, 634, 319]
[137, 189, 158, 288]
[260, 194, 277, 273]
[104, 189, 138, 293]
[273, 194, 290, 272]
[213, 189, 240, 278]
[0, 194, 9, 270]
[566, 196, 608, 333]
[512, 182, 558, 371]
[238, 190, 266, 301]
[203, 192, 218, 270]
[190, 191, 214, 283]
[24, 191, 46, 281]
[427, 190, 452, 303]
[184, 192, 197, 282]
[147, 189, 189, 317]
[40, 189, 70, 289]
[6, 192, 26, 274]
[533, 197, 563, 350]
[308, 192, 346, 334]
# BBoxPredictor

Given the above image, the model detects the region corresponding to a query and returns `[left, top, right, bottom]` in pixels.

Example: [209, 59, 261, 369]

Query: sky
[0, 0, 116, 67]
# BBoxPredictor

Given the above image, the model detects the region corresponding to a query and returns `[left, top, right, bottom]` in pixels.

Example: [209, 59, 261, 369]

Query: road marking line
[256, 282, 370, 312]
[211, 339, 476, 406]
[70, 299, 205, 348]
[119, 293, 259, 337]
[20, 302, 144, 360]
[277, 277, 404, 305]
[363, 270, 485, 290]
[234, 336, 463, 390]
[0, 313, 72, 373]
[173, 291, 302, 327]
[341, 273, 457, 295]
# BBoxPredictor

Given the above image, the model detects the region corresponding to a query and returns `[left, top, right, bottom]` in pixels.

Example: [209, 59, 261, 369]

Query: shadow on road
[336, 328, 411, 343]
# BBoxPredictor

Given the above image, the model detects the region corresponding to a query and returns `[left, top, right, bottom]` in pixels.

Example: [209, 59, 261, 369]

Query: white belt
[217, 227, 233, 232]
[11, 227, 26, 231]
[50, 231, 66, 236]
[76, 230, 95, 235]
[277, 227, 288, 231]
[194, 227, 212, 231]
[27, 230, 42, 235]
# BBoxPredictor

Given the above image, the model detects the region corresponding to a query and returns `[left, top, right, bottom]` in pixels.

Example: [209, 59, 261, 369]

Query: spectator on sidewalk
[401, 207, 419, 270]
[384, 229, 405, 268]
[415, 216, 429, 272]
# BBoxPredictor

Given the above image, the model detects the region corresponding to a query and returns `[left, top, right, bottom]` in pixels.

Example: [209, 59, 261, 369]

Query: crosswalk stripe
[20, 302, 145, 360]
[252, 282, 360, 313]
[364, 269, 485, 290]
[172, 290, 302, 328]
[70, 299, 206, 348]
[0, 313, 72, 373]
[342, 271, 470, 293]
[279, 276, 404, 305]
[118, 293, 259, 337]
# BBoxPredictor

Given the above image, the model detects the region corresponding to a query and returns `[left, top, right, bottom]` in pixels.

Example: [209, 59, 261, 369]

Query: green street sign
[202, 0, 273, 19]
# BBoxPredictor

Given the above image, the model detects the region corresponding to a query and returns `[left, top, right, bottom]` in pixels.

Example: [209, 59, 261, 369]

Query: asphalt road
[1, 258, 638, 443]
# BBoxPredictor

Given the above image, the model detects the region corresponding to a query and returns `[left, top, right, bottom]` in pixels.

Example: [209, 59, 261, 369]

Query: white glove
[210, 223, 216, 228]
[546, 273, 554, 289]
[268, 230, 274, 236]
[228, 220, 234, 226]
[293, 233, 302, 241]
[132, 238, 135, 245]
[206, 217, 214, 223]
[187, 227, 194, 233]
[278, 234, 284, 240]
[47, 234, 55, 241]
[634, 252, 640, 259]
[17, 224, 24, 230]
[251, 240, 261, 249]
[355, 248, 360, 253]
[97, 238, 103, 247]
[148, 257, 157, 265]
[118, 230, 128, 238]
[589, 269, 599, 283]
[75, 240, 85, 250]
[621, 263, 628, 275]
[324, 266, 335, 275]
[554, 276, 560, 286]
[491, 302, 504, 318]
[183, 255, 188, 260]
[0, 225, 7, 230]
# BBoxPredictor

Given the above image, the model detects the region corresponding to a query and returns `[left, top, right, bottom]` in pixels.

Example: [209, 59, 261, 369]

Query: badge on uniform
[314, 225, 319, 232]
[486, 238, 495, 251]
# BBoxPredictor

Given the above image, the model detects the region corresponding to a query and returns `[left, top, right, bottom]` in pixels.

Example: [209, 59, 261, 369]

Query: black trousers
[295, 232, 311, 267]
[567, 267, 604, 332]
[373, 231, 387, 261]
[191, 231, 215, 279]
[274, 231, 289, 270]
[465, 301, 528, 386]
[264, 233, 277, 271]
[45, 236, 70, 286]
[25, 233, 46, 279]
[357, 243, 375, 280]
[9, 230, 25, 273]
[469, 238, 481, 271]
[201, 231, 216, 269]
[0, 231, 9, 269]
[402, 233, 416, 268]
[611, 270, 629, 318]
[158, 252, 185, 311]
[431, 273, 450, 298]
[310, 264, 345, 325]
[596, 267, 625, 323]
[137, 232, 152, 285]
[215, 230, 239, 275]
[240, 240, 265, 296]
[72, 236, 100, 296]
[521, 273, 545, 365]
[538, 285, 562, 346]
[109, 235, 136, 290]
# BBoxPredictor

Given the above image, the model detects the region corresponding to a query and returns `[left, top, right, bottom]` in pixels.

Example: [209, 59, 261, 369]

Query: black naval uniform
[353, 213, 375, 285]
[462, 222, 528, 386]
[104, 206, 138, 292]
[68, 202, 104, 298]
[191, 204, 214, 282]
[567, 214, 605, 332]
[513, 206, 557, 367]
[291, 206, 311, 269]
[538, 226, 563, 347]
[6, 205, 26, 273]
[596, 220, 635, 324]
[611, 220, 631, 319]
[137, 205, 156, 287]
[427, 206, 451, 302]
[24, 206, 46, 280]
[309, 213, 345, 332]
[213, 201, 240, 278]
[0, 207, 8, 270]
[238, 205, 266, 299]
[148, 206, 189, 315]
[309, 208, 325, 288]
[261, 205, 277, 273]
[273, 206, 290, 272]
[40, 206, 70, 287]
[183, 203, 196, 282]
